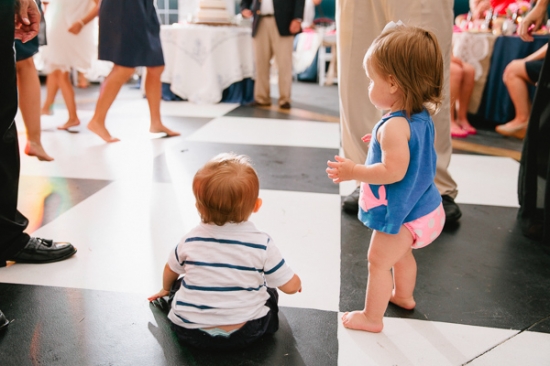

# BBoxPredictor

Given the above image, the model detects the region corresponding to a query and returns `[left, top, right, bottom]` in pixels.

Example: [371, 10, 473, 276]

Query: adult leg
[15, 57, 53, 161]
[497, 60, 531, 139]
[88, 64, 135, 142]
[56, 70, 80, 130]
[272, 32, 294, 108]
[144, 65, 180, 136]
[450, 61, 468, 137]
[252, 18, 275, 105]
[0, 0, 30, 262]
[337, 0, 385, 213]
[391, 0, 461, 222]
[457, 61, 476, 133]
[41, 72, 59, 116]
[341, 226, 414, 333]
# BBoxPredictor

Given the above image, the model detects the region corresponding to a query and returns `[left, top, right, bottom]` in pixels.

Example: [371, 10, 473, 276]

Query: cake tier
[198, 0, 226, 9]
[196, 9, 229, 22]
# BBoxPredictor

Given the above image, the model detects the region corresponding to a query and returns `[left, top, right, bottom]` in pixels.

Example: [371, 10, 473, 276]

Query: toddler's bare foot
[40, 106, 53, 116]
[341, 311, 383, 333]
[150, 123, 180, 137]
[57, 118, 80, 131]
[24, 141, 54, 161]
[88, 120, 120, 143]
[390, 293, 416, 310]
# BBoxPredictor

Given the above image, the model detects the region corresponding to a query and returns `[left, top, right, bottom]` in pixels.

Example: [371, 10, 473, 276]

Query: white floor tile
[469, 330, 550, 366]
[1, 181, 185, 296]
[254, 189, 341, 312]
[187, 116, 341, 149]
[448, 154, 520, 208]
[160, 101, 239, 118]
[337, 316, 518, 366]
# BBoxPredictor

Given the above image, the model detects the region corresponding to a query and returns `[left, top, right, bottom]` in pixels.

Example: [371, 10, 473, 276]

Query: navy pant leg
[0, 0, 30, 263]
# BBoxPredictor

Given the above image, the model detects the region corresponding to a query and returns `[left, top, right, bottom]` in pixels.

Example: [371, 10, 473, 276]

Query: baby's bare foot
[341, 311, 383, 333]
[24, 141, 54, 161]
[390, 293, 416, 310]
[88, 120, 120, 143]
[150, 123, 180, 137]
[57, 118, 80, 131]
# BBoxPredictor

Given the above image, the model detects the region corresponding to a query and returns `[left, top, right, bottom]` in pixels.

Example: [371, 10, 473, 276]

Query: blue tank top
[358, 110, 442, 234]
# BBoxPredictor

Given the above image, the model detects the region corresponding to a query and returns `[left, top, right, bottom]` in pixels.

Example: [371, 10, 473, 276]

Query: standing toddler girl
[326, 23, 446, 333]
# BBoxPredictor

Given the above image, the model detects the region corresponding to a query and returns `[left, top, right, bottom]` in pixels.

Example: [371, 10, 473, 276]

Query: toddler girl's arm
[326, 116, 410, 185]
[147, 263, 179, 301]
[278, 274, 302, 294]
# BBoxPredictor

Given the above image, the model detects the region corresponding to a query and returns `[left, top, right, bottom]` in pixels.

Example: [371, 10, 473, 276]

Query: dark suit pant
[0, 0, 31, 263]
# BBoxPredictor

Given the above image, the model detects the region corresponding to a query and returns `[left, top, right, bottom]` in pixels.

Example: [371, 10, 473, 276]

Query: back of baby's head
[193, 153, 259, 226]
[365, 24, 443, 115]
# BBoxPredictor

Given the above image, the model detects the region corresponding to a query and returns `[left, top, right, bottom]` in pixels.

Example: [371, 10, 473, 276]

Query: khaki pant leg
[388, 0, 458, 197]
[273, 33, 294, 106]
[337, 0, 458, 197]
[253, 18, 274, 105]
[336, 0, 386, 171]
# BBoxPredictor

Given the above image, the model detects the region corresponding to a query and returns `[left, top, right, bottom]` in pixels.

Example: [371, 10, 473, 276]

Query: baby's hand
[326, 155, 356, 183]
[147, 289, 170, 302]
[361, 133, 372, 143]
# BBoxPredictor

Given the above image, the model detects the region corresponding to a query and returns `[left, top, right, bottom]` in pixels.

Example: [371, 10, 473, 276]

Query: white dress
[41, 0, 96, 73]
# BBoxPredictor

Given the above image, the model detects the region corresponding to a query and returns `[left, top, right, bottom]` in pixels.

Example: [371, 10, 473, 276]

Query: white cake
[195, 0, 230, 23]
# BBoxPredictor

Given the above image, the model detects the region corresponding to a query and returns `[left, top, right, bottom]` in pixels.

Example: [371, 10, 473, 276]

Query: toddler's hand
[147, 289, 170, 302]
[326, 155, 356, 183]
[361, 133, 372, 143]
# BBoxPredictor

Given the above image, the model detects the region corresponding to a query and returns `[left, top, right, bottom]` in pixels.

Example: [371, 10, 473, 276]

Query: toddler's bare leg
[342, 227, 414, 333]
[390, 248, 417, 310]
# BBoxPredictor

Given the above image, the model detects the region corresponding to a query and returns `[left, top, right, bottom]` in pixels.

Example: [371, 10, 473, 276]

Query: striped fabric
[167, 221, 295, 329]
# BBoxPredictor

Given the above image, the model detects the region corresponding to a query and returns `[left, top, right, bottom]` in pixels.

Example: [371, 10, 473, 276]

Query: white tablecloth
[160, 23, 254, 104]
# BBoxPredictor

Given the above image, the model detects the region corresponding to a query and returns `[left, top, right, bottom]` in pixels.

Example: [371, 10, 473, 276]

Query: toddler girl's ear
[253, 198, 263, 213]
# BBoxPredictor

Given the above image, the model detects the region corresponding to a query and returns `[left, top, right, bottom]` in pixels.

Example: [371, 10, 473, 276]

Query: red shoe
[451, 126, 468, 138]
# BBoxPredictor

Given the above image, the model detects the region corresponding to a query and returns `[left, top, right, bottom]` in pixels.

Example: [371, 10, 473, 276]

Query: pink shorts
[404, 203, 445, 249]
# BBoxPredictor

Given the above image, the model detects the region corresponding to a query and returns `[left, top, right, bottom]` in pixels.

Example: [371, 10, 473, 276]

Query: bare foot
[341, 311, 383, 333]
[24, 141, 54, 161]
[150, 123, 181, 137]
[41, 106, 53, 116]
[57, 118, 81, 131]
[390, 293, 416, 310]
[88, 120, 120, 143]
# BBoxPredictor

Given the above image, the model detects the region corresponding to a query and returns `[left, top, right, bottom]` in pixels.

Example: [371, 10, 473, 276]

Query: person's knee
[463, 63, 475, 79]
[503, 60, 523, 84]
[15, 57, 34, 73]
[146, 66, 165, 77]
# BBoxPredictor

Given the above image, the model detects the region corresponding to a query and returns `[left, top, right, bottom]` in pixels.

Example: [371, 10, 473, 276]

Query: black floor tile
[339, 202, 550, 332]
[0, 284, 337, 366]
[163, 141, 339, 194]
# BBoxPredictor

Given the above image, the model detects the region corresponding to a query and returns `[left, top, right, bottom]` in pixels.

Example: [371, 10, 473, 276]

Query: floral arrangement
[506, 1, 531, 16]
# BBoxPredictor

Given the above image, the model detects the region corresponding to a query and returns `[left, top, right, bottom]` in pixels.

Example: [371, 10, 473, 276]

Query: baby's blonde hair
[193, 153, 259, 226]
[364, 24, 443, 116]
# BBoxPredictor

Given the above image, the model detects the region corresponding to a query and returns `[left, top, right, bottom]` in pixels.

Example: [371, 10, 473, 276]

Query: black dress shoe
[442, 195, 462, 223]
[279, 102, 291, 109]
[0, 310, 9, 330]
[342, 187, 360, 214]
[7, 237, 77, 264]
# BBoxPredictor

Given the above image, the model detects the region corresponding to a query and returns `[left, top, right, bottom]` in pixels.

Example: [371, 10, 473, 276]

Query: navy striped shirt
[167, 221, 294, 329]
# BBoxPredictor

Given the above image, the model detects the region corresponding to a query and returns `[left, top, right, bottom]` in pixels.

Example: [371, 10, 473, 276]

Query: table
[453, 32, 548, 124]
[160, 23, 254, 104]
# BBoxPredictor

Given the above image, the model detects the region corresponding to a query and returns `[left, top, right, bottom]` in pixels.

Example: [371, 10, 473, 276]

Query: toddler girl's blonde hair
[193, 153, 260, 226]
[364, 24, 443, 116]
